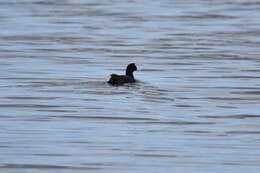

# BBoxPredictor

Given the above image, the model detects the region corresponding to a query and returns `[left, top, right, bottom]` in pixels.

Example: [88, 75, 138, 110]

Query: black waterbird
[107, 63, 138, 85]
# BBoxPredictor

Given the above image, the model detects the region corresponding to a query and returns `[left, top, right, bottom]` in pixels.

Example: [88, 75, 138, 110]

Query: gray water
[1, 0, 260, 172]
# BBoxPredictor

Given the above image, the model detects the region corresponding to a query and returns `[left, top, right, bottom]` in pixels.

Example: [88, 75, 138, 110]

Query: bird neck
[126, 70, 134, 77]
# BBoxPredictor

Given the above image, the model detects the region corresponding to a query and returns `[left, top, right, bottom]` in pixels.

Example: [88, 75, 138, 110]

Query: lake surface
[1, 0, 260, 172]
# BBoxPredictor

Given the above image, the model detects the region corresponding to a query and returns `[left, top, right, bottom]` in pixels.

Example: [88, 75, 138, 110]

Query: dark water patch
[0, 104, 61, 108]
[231, 91, 260, 95]
[100, 43, 138, 47]
[81, 162, 144, 167]
[174, 14, 237, 20]
[4, 96, 59, 100]
[68, 140, 93, 144]
[216, 30, 260, 37]
[0, 1, 67, 6]
[130, 121, 215, 125]
[175, 104, 201, 108]
[0, 164, 101, 170]
[220, 162, 244, 166]
[37, 109, 78, 113]
[226, 131, 260, 135]
[205, 97, 260, 101]
[33, 48, 94, 53]
[0, 146, 9, 148]
[34, 153, 71, 157]
[199, 114, 260, 119]
[135, 110, 151, 114]
[82, 98, 99, 101]
[140, 90, 169, 96]
[52, 115, 156, 121]
[178, 96, 260, 101]
[22, 118, 52, 122]
[240, 2, 260, 5]
[135, 154, 181, 158]
[184, 130, 212, 134]
[0, 35, 85, 42]
[0, 115, 13, 119]
[14, 71, 49, 75]
[216, 106, 237, 109]
[241, 69, 260, 73]
[142, 96, 175, 102]
[141, 99, 167, 103]
[110, 55, 137, 58]
[39, 89, 79, 94]
[0, 49, 23, 53]
[146, 130, 171, 133]
[83, 106, 104, 110]
[81, 163, 107, 166]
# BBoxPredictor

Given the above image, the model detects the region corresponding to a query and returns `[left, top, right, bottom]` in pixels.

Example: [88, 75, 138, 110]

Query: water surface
[1, 0, 260, 172]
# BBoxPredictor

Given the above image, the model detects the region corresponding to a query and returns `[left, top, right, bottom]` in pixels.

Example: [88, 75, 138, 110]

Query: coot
[107, 63, 137, 85]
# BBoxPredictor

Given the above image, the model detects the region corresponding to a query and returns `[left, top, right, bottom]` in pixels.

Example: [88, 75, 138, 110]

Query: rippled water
[1, 0, 260, 172]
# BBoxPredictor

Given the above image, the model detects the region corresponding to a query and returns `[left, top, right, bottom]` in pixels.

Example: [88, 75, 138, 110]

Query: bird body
[108, 63, 137, 85]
